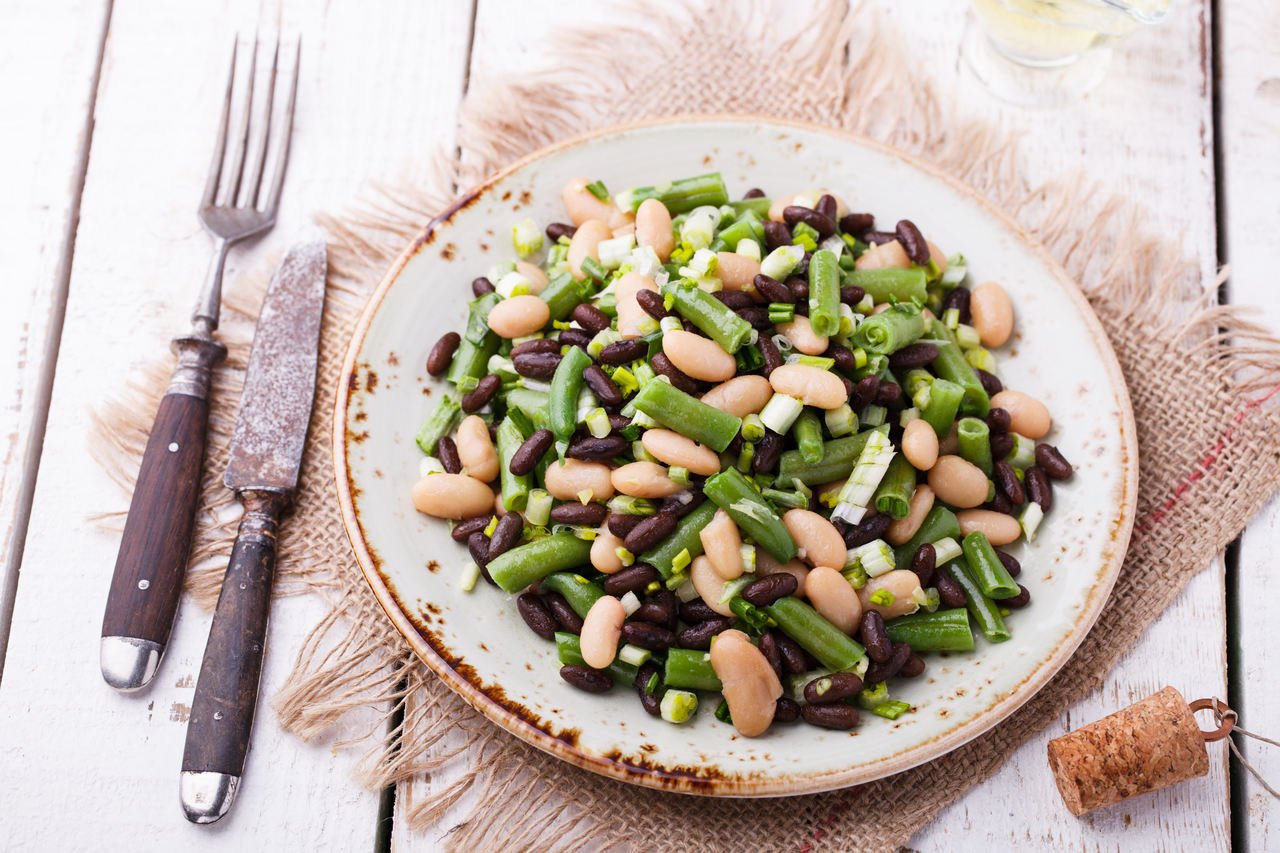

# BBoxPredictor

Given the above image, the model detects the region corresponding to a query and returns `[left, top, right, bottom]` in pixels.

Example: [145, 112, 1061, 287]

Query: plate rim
[332, 114, 1139, 797]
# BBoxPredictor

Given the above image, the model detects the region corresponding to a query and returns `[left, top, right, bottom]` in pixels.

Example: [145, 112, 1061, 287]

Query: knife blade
[179, 233, 326, 824]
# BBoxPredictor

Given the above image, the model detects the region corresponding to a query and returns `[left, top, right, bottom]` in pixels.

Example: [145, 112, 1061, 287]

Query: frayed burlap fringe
[90, 2, 1280, 850]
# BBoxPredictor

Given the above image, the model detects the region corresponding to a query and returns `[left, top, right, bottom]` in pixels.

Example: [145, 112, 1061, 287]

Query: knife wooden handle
[101, 334, 226, 689]
[182, 489, 289, 780]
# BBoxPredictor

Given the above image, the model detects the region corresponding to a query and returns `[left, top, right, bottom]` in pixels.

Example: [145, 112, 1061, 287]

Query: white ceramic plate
[335, 117, 1137, 796]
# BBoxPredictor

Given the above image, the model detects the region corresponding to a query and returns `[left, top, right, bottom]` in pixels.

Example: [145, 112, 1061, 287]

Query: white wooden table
[1, 1, 1275, 849]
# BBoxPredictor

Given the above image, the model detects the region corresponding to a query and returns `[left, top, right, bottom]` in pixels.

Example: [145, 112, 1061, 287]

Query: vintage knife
[179, 234, 327, 824]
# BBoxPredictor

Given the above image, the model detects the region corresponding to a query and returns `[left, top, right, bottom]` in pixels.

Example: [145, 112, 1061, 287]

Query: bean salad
[410, 172, 1073, 737]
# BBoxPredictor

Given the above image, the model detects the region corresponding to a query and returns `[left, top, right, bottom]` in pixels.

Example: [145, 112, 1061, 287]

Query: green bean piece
[538, 572, 606, 619]
[872, 454, 917, 520]
[793, 410, 825, 465]
[893, 505, 961, 566]
[664, 648, 723, 691]
[765, 597, 866, 671]
[540, 273, 591, 321]
[715, 210, 766, 249]
[939, 561, 1010, 643]
[729, 596, 776, 632]
[957, 417, 993, 475]
[776, 425, 890, 486]
[495, 416, 533, 512]
[807, 249, 842, 337]
[414, 394, 461, 455]
[504, 387, 550, 431]
[960, 532, 1020, 599]
[661, 283, 753, 353]
[703, 468, 797, 562]
[729, 197, 773, 218]
[445, 333, 500, 388]
[488, 533, 593, 594]
[850, 303, 926, 355]
[884, 608, 975, 652]
[464, 293, 500, 344]
[555, 632, 639, 685]
[929, 320, 990, 417]
[631, 380, 742, 452]
[549, 345, 592, 452]
[845, 268, 928, 304]
[626, 172, 729, 214]
[919, 377, 964, 438]
[639, 500, 717, 577]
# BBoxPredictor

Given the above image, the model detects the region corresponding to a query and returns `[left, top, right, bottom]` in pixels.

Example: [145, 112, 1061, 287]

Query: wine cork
[1047, 686, 1209, 816]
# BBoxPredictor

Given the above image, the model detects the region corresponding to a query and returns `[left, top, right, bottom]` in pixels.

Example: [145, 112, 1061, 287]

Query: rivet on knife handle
[100, 335, 225, 692]
[180, 489, 288, 824]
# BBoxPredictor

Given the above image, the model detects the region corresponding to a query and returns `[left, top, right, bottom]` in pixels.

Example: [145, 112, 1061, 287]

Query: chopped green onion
[587, 328, 622, 357]
[597, 234, 636, 269]
[671, 548, 693, 573]
[1020, 501, 1044, 541]
[850, 539, 895, 577]
[965, 347, 997, 373]
[740, 544, 757, 574]
[660, 689, 699, 724]
[736, 238, 762, 261]
[854, 292, 875, 314]
[858, 682, 911, 719]
[659, 315, 684, 334]
[941, 254, 968, 286]
[674, 578, 699, 602]
[768, 303, 796, 324]
[831, 429, 896, 524]
[760, 244, 805, 280]
[741, 414, 767, 443]
[736, 440, 755, 473]
[483, 515, 500, 537]
[760, 393, 805, 434]
[942, 307, 960, 330]
[525, 489, 553, 527]
[580, 256, 607, 283]
[680, 210, 719, 252]
[955, 324, 981, 350]
[585, 407, 612, 439]
[618, 643, 651, 667]
[842, 563, 869, 589]
[615, 546, 635, 567]
[860, 404, 887, 428]
[459, 562, 482, 593]
[418, 456, 445, 477]
[786, 355, 836, 370]
[931, 536, 963, 565]
[585, 179, 609, 200]
[824, 404, 857, 438]
[762, 488, 809, 510]
[869, 588, 895, 607]
[790, 221, 820, 252]
[719, 575, 756, 604]
[898, 407, 920, 427]
[1005, 433, 1037, 470]
[511, 218, 543, 257]
[608, 495, 657, 515]
[669, 466, 691, 487]
[495, 270, 533, 299]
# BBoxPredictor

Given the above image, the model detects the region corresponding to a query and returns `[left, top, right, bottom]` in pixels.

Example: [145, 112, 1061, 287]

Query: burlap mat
[92, 3, 1280, 850]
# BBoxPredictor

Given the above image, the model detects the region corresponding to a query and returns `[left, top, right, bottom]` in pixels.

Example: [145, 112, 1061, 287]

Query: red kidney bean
[840, 285, 866, 306]
[509, 429, 553, 476]
[544, 592, 584, 633]
[853, 375, 880, 408]
[839, 212, 874, 234]
[624, 512, 677, 554]
[787, 277, 809, 302]
[558, 328, 593, 349]
[659, 490, 704, 518]
[995, 548, 1021, 577]
[634, 287, 670, 321]
[517, 593, 557, 640]
[1035, 444, 1074, 480]
[976, 368, 1003, 396]
[676, 618, 733, 650]
[743, 187, 766, 199]
[1025, 466, 1053, 511]
[737, 306, 772, 329]
[450, 515, 490, 543]
[560, 665, 612, 693]
[802, 703, 860, 729]
[764, 220, 792, 250]
[864, 641, 912, 684]
[752, 431, 784, 474]
[513, 351, 562, 379]
[989, 431, 1014, 461]
[936, 571, 968, 608]
[993, 460, 1025, 505]
[784, 205, 836, 239]
[758, 632, 785, 681]
[436, 436, 462, 474]
[774, 697, 802, 723]
[842, 512, 892, 548]
[814, 194, 838, 221]
[986, 407, 1012, 434]
[633, 661, 663, 716]
[567, 434, 629, 460]
[571, 303, 611, 333]
[545, 221, 577, 242]
[753, 273, 793, 303]
[634, 589, 678, 629]
[803, 671, 864, 705]
[602, 563, 659, 597]
[900, 654, 927, 678]
[549, 502, 608, 526]
[888, 343, 939, 370]
[426, 332, 460, 376]
[461, 374, 501, 413]
[510, 338, 560, 357]
[911, 543, 937, 587]
[742, 573, 798, 606]
[713, 290, 754, 310]
[607, 512, 643, 539]
[987, 491, 1014, 516]
[598, 339, 647, 365]
[942, 287, 971, 324]
[859, 611, 893, 663]
[774, 632, 810, 675]
[894, 219, 930, 265]
[487, 512, 524, 560]
[757, 334, 784, 376]
[863, 230, 897, 245]
[471, 276, 495, 297]
[827, 344, 857, 374]
[1000, 584, 1032, 609]
[622, 621, 676, 651]
[678, 599, 719, 624]
[875, 381, 903, 407]
[582, 365, 623, 407]
[467, 532, 491, 570]
[650, 352, 702, 395]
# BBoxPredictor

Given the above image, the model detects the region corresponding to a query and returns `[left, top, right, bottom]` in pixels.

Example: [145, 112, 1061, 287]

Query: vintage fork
[100, 35, 301, 692]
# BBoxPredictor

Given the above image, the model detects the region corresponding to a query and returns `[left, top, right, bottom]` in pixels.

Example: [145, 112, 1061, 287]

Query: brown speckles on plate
[441, 242, 458, 261]
[427, 560, 440, 574]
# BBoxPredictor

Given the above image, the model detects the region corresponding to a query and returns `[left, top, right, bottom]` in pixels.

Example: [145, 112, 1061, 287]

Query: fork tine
[201, 38, 238, 209]
[260, 38, 300, 217]
[219, 33, 258, 207]
[240, 35, 279, 209]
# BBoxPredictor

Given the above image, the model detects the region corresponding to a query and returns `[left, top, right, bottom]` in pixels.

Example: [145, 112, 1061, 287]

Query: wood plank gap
[450, 0, 480, 196]
[0, 0, 114, 680]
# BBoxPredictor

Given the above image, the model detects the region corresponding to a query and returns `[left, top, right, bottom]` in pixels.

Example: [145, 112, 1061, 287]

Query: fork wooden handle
[100, 333, 226, 691]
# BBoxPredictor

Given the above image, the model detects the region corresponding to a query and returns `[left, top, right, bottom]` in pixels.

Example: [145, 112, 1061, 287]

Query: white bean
[756, 552, 809, 599]
[580, 596, 625, 669]
[970, 282, 1014, 348]
[514, 260, 549, 294]
[887, 485, 935, 546]
[610, 461, 682, 498]
[901, 419, 939, 471]
[855, 239, 911, 271]
[562, 177, 616, 226]
[567, 219, 611, 281]
[700, 375, 773, 417]
[710, 629, 782, 737]
[776, 315, 828, 356]
[768, 363, 847, 409]
[591, 528, 626, 574]
[487, 295, 550, 339]
[634, 199, 674, 261]
[715, 252, 760, 291]
[641, 429, 721, 476]
[544, 458, 615, 502]
[411, 474, 493, 519]
[805, 566, 862, 634]
[455, 415, 499, 483]
[782, 509, 846, 569]
[956, 509, 1022, 546]
[859, 570, 923, 619]
[990, 390, 1052, 439]
[927, 456, 988, 508]
[699, 509, 744, 580]
[614, 272, 659, 338]
[691, 555, 734, 616]
[662, 330, 736, 382]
